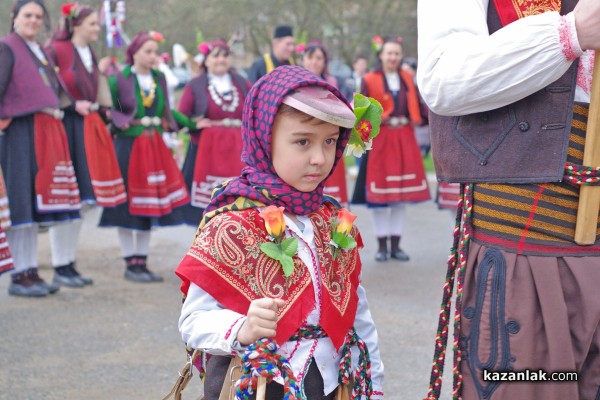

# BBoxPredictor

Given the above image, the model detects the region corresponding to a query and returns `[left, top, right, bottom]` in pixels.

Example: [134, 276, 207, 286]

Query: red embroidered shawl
[176, 202, 363, 349]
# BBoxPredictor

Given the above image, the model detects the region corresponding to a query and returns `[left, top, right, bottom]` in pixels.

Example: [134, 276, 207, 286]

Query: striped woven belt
[471, 103, 600, 255]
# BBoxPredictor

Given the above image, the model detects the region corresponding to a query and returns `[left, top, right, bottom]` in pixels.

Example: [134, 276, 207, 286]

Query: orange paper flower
[336, 208, 357, 236]
[259, 205, 286, 238]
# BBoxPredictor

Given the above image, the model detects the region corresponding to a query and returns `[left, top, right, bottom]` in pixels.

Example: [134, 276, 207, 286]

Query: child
[176, 66, 384, 399]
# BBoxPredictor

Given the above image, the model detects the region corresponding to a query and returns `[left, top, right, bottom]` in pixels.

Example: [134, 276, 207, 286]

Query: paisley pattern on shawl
[176, 202, 362, 349]
[493, 0, 561, 26]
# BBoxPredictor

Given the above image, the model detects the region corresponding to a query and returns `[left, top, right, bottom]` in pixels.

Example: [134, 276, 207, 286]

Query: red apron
[191, 126, 245, 208]
[0, 168, 11, 230]
[128, 129, 189, 217]
[34, 113, 81, 213]
[83, 112, 127, 207]
[0, 225, 13, 275]
[366, 124, 430, 204]
[323, 161, 348, 204]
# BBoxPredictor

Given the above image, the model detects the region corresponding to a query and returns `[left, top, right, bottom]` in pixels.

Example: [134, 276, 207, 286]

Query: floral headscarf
[201, 65, 352, 225]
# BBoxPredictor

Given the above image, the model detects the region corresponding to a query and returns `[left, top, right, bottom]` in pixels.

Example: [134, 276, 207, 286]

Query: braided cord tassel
[451, 184, 473, 399]
[338, 328, 373, 399]
[563, 162, 600, 185]
[234, 338, 302, 400]
[425, 184, 473, 400]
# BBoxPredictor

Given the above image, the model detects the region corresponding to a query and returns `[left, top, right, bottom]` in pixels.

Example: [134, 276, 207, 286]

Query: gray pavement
[0, 177, 456, 399]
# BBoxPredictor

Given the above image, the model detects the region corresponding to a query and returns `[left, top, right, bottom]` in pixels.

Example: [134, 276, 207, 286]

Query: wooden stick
[575, 51, 600, 245]
[256, 376, 267, 400]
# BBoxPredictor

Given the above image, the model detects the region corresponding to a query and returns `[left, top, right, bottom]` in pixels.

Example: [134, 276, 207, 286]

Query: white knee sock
[49, 222, 72, 267]
[389, 204, 407, 236]
[68, 219, 83, 262]
[6, 224, 38, 273]
[135, 230, 151, 256]
[371, 208, 390, 238]
[117, 228, 135, 258]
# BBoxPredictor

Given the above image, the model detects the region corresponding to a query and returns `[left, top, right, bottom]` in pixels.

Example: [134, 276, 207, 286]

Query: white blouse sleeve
[353, 282, 384, 396]
[416, 0, 584, 115]
[178, 283, 247, 356]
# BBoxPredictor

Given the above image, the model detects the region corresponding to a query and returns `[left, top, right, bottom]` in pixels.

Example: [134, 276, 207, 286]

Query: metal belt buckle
[140, 116, 152, 127]
[389, 116, 408, 127]
[52, 109, 64, 120]
[151, 116, 162, 126]
[89, 102, 100, 112]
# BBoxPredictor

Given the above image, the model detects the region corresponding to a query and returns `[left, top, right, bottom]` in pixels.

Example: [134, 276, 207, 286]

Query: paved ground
[0, 177, 457, 399]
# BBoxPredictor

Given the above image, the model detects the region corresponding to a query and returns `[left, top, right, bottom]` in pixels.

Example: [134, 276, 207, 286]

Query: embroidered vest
[49, 41, 98, 102]
[363, 69, 423, 124]
[0, 33, 61, 118]
[428, 0, 578, 184]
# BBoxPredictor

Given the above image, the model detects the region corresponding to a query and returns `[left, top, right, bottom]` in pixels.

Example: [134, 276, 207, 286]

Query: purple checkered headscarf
[203, 65, 352, 217]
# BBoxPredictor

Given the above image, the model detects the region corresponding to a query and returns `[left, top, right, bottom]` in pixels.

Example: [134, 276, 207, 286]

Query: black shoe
[390, 249, 410, 261]
[8, 279, 49, 297]
[68, 263, 93, 285]
[375, 251, 388, 262]
[28, 268, 60, 294]
[124, 268, 155, 283]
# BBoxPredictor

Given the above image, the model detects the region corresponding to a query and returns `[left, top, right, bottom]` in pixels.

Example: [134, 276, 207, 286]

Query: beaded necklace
[208, 77, 239, 112]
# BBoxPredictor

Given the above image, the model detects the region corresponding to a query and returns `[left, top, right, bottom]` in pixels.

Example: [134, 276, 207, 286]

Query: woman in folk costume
[99, 31, 189, 283]
[176, 39, 251, 227]
[0, 0, 81, 297]
[46, 2, 125, 288]
[176, 66, 384, 399]
[301, 41, 349, 206]
[351, 36, 430, 262]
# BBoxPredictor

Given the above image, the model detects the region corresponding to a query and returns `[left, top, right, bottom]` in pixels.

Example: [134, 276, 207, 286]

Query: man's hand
[236, 297, 286, 346]
[574, 0, 600, 51]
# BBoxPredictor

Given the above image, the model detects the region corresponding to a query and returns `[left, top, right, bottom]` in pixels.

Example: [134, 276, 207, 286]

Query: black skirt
[179, 141, 204, 227]
[61, 110, 95, 202]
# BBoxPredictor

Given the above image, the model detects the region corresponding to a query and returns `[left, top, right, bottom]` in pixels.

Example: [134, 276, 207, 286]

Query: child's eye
[325, 138, 337, 145]
[296, 139, 309, 146]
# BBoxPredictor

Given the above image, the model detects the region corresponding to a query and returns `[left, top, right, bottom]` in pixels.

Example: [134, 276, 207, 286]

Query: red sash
[34, 113, 81, 213]
[191, 126, 245, 208]
[322, 161, 348, 204]
[0, 226, 13, 275]
[0, 168, 11, 230]
[83, 112, 127, 207]
[176, 203, 362, 349]
[493, 0, 561, 27]
[366, 125, 430, 204]
[128, 129, 189, 217]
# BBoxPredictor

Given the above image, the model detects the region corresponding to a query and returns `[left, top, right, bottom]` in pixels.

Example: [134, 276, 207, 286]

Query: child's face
[271, 110, 340, 193]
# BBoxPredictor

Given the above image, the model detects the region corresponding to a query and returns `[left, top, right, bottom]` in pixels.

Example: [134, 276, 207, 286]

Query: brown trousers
[460, 242, 600, 400]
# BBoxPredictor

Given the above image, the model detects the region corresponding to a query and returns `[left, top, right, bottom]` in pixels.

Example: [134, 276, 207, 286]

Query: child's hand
[237, 297, 286, 346]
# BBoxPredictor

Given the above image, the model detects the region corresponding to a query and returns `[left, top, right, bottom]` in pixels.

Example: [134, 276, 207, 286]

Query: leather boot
[53, 264, 85, 288]
[390, 235, 410, 261]
[28, 268, 60, 294]
[375, 237, 388, 262]
[8, 271, 49, 297]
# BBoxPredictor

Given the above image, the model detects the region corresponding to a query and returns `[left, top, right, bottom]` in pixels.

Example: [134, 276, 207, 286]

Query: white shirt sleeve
[353, 281, 385, 397]
[178, 283, 247, 356]
[416, 0, 585, 115]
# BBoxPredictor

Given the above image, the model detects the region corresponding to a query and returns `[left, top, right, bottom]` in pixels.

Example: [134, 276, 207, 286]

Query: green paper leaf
[281, 237, 298, 258]
[353, 93, 370, 121]
[261, 242, 282, 260]
[344, 237, 357, 249]
[280, 255, 295, 277]
[332, 231, 346, 244]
